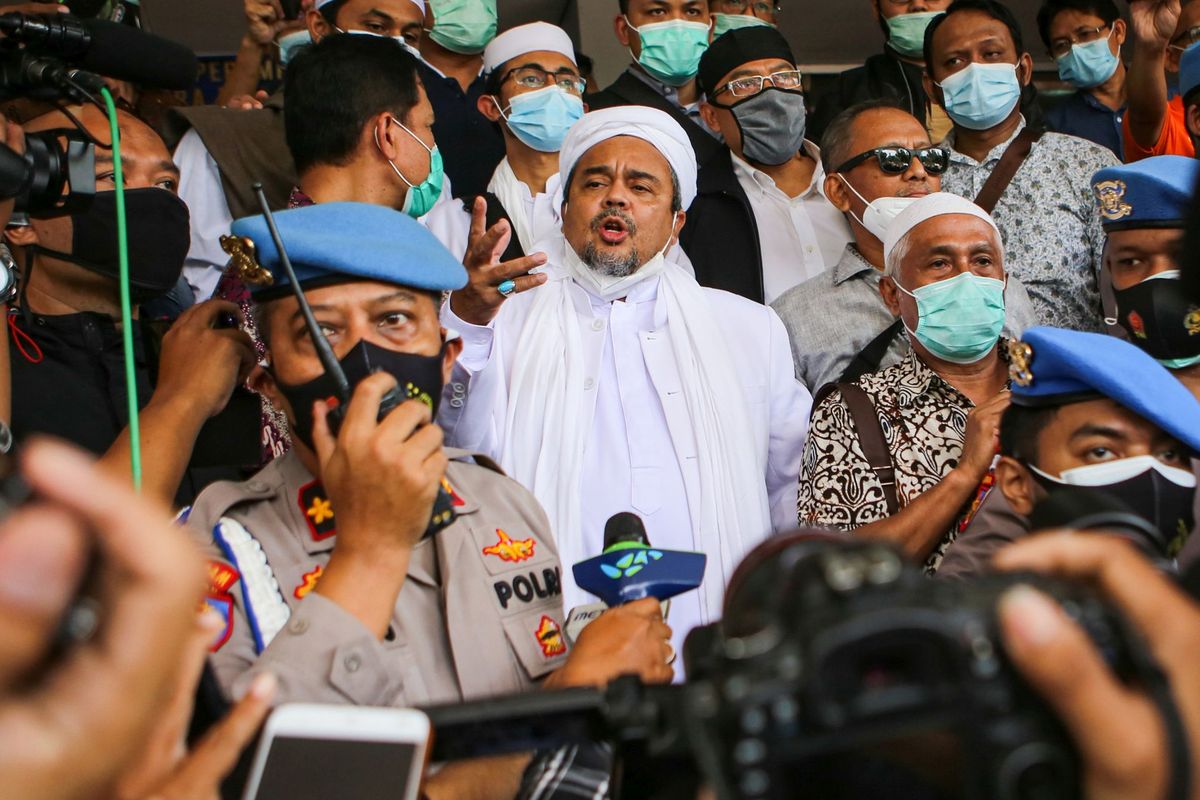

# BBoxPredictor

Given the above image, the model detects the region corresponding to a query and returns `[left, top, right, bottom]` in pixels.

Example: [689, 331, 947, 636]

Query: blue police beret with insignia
[225, 202, 468, 299]
[1008, 327, 1200, 454]
[1090, 156, 1200, 231]
[1183, 41, 1200, 100]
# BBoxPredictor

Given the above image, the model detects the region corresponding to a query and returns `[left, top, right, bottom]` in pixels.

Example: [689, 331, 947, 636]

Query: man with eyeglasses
[425, 23, 585, 265]
[169, 0, 431, 304]
[808, 0, 954, 145]
[709, 0, 781, 38]
[1122, 0, 1200, 160]
[772, 100, 1038, 392]
[1037, 0, 1127, 159]
[586, 0, 723, 169]
[926, 0, 1117, 333]
[682, 26, 851, 303]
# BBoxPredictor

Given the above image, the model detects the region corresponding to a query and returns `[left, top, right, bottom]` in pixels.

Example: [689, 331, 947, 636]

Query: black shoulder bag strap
[462, 191, 525, 263]
[838, 319, 905, 385]
[811, 382, 900, 515]
[973, 126, 1045, 213]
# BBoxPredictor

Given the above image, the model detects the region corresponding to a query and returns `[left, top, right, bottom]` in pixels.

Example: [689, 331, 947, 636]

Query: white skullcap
[882, 192, 1003, 265]
[559, 106, 698, 209]
[316, 0, 424, 12]
[483, 22, 576, 74]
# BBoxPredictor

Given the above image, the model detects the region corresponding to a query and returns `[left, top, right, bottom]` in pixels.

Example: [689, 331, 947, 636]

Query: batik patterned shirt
[940, 118, 1117, 332]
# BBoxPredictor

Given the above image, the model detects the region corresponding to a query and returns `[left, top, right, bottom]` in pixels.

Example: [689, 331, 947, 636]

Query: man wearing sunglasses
[1121, 0, 1200, 160]
[772, 100, 1038, 392]
[682, 26, 851, 303]
[425, 22, 585, 264]
[926, 0, 1117, 333]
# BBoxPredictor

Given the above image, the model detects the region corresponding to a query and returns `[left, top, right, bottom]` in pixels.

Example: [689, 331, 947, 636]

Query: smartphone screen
[252, 736, 417, 799]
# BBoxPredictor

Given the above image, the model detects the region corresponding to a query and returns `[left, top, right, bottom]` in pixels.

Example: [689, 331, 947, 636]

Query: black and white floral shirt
[798, 343, 1007, 571]
[940, 118, 1118, 333]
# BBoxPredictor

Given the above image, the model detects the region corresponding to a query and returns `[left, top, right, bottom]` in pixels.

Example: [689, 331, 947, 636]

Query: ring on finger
[497, 279, 516, 297]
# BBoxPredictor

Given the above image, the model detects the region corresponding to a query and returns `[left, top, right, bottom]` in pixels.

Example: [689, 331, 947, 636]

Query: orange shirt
[1123, 94, 1196, 162]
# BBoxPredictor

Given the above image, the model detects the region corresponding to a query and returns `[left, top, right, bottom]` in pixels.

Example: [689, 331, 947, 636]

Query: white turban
[558, 106, 698, 209]
[316, 0, 424, 11]
[483, 22, 576, 74]
[882, 192, 1003, 267]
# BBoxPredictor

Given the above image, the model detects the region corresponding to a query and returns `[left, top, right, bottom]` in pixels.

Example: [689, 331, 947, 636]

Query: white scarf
[500, 237, 771, 616]
[486, 158, 563, 255]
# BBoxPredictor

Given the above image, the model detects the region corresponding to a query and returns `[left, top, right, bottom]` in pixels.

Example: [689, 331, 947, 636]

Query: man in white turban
[440, 105, 810, 664]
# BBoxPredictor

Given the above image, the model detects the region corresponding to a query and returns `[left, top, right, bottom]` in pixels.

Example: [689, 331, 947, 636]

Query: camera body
[681, 536, 1137, 800]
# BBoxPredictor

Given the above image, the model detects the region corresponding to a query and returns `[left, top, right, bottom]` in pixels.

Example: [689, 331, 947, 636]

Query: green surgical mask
[427, 0, 497, 55]
[625, 16, 711, 87]
[885, 11, 943, 59]
[1161, 353, 1200, 369]
[382, 117, 444, 218]
[894, 271, 1006, 363]
[712, 13, 773, 38]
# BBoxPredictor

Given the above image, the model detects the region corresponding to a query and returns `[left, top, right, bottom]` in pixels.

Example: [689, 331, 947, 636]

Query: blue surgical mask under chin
[1056, 29, 1120, 88]
[277, 29, 312, 67]
[497, 86, 584, 153]
[894, 271, 1007, 363]
[936, 62, 1022, 130]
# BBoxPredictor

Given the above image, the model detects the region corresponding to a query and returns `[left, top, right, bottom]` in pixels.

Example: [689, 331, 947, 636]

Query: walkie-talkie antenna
[252, 183, 351, 403]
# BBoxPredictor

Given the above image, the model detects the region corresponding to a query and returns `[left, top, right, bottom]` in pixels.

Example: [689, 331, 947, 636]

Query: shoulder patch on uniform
[294, 565, 324, 599]
[298, 480, 337, 541]
[213, 517, 291, 654]
[482, 528, 536, 563]
[535, 615, 566, 658]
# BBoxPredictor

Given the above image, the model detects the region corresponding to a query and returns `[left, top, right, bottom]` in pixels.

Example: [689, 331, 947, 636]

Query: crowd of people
[7, 0, 1200, 797]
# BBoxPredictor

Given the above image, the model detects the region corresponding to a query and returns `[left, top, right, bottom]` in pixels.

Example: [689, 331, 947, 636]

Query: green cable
[100, 87, 140, 490]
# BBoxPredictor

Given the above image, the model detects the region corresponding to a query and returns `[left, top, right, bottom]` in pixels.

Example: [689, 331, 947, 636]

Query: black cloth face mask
[1112, 271, 1200, 364]
[35, 188, 191, 302]
[712, 86, 807, 166]
[275, 339, 446, 450]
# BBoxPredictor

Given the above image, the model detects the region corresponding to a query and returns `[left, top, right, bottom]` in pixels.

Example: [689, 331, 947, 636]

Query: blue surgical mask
[624, 16, 711, 87]
[277, 29, 312, 67]
[894, 271, 1006, 363]
[427, 0, 497, 55]
[712, 13, 772, 38]
[936, 62, 1023, 130]
[1056, 29, 1120, 88]
[496, 86, 584, 153]
[380, 117, 444, 218]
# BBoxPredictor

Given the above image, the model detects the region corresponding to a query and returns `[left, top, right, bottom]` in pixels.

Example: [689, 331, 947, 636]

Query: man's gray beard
[581, 241, 641, 278]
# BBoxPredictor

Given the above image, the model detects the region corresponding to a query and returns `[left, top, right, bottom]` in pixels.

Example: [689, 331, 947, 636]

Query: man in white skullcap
[424, 22, 584, 263]
[172, 0, 429, 303]
[441, 106, 811, 665]
[799, 192, 1014, 574]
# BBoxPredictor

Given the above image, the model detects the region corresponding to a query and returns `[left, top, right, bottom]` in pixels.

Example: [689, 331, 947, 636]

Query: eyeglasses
[834, 145, 951, 175]
[712, 0, 780, 19]
[715, 69, 803, 98]
[1049, 24, 1111, 58]
[500, 65, 587, 95]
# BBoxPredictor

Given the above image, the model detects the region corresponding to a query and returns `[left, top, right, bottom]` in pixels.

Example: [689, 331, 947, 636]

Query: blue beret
[1009, 327, 1200, 453]
[228, 202, 467, 298]
[1183, 41, 1200, 100]
[1091, 156, 1200, 231]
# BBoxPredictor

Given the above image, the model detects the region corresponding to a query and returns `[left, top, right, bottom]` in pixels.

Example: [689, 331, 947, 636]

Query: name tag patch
[494, 567, 562, 610]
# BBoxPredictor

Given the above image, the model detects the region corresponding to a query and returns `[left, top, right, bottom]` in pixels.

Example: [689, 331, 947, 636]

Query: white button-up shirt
[440, 270, 810, 670]
[730, 141, 852, 304]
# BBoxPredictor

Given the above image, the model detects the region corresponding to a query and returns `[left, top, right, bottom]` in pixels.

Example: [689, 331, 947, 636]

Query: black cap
[698, 26, 796, 98]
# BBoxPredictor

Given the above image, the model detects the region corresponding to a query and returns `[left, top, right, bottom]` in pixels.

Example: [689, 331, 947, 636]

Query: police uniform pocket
[502, 608, 569, 680]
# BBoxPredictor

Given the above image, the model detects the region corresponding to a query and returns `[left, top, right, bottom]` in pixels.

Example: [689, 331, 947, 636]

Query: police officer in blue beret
[938, 326, 1200, 578]
[1092, 156, 1200, 397]
[183, 202, 674, 795]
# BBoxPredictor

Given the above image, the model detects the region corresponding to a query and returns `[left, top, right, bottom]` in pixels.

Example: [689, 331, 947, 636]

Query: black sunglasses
[834, 146, 951, 176]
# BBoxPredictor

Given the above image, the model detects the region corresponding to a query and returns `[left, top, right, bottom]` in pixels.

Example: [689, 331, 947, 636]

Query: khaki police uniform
[187, 448, 569, 707]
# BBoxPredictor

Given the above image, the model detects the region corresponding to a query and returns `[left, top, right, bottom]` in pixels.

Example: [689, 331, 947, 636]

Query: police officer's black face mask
[34, 188, 191, 302]
[274, 339, 446, 451]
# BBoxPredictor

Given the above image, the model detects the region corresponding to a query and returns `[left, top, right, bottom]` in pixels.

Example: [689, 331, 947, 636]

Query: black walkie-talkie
[252, 185, 456, 537]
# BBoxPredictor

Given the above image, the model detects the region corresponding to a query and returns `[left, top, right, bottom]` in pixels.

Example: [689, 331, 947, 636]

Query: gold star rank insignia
[298, 480, 337, 541]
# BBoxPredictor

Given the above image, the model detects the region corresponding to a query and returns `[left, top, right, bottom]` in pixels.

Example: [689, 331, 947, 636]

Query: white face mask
[836, 175, 920, 242]
[1030, 455, 1197, 488]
